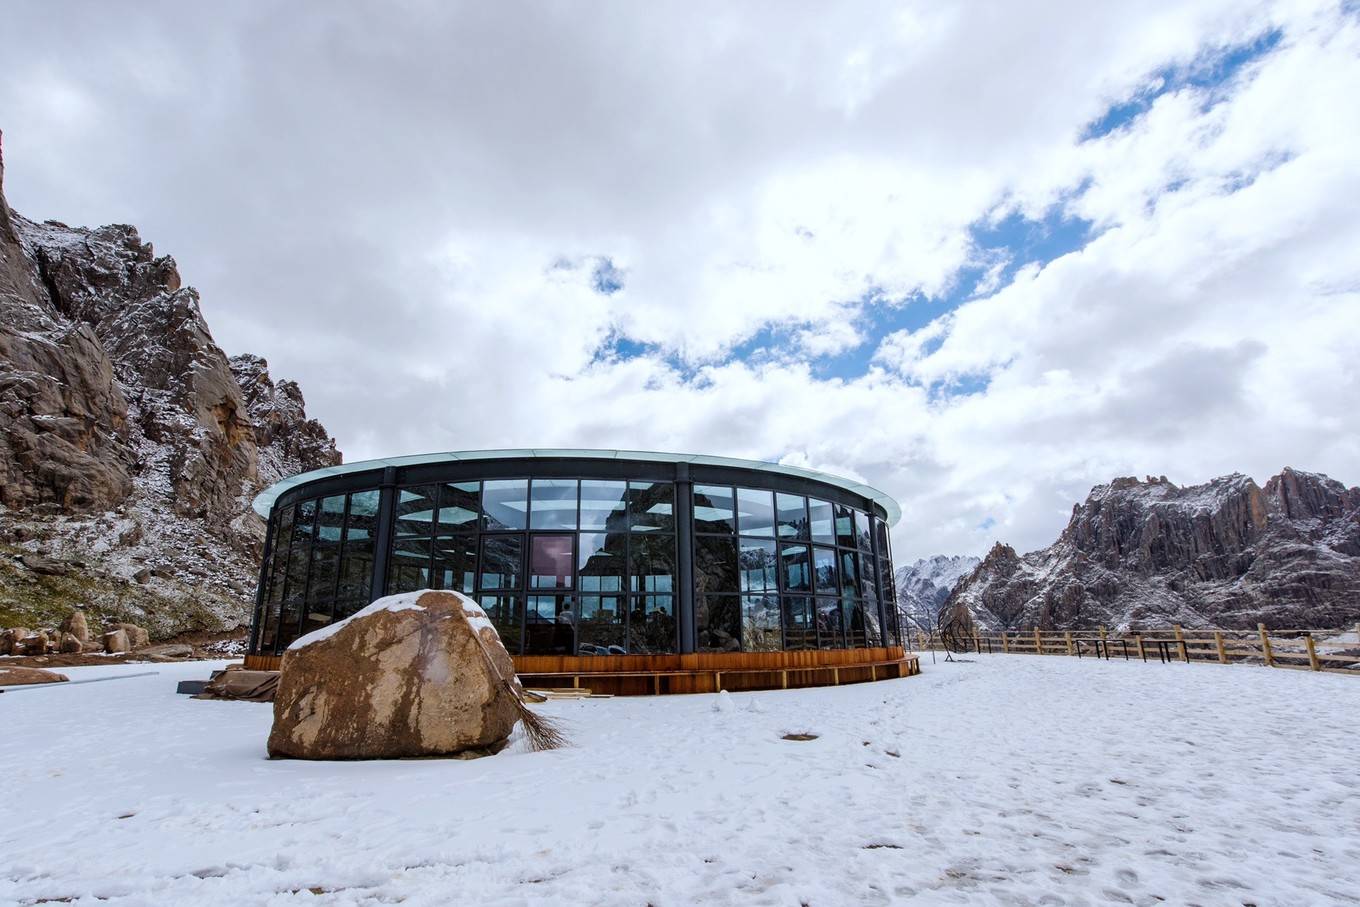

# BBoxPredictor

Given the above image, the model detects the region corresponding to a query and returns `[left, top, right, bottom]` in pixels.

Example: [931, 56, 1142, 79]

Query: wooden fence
[911, 624, 1360, 676]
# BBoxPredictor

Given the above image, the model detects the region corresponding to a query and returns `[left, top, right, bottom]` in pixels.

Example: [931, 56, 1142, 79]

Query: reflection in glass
[697, 594, 741, 652]
[479, 535, 523, 590]
[783, 595, 815, 649]
[835, 503, 856, 548]
[780, 543, 811, 593]
[302, 495, 346, 635]
[839, 550, 859, 602]
[259, 505, 295, 651]
[742, 593, 781, 651]
[808, 498, 836, 545]
[695, 534, 738, 596]
[278, 499, 316, 648]
[629, 595, 676, 653]
[578, 532, 625, 593]
[628, 481, 674, 532]
[813, 546, 839, 594]
[529, 534, 574, 589]
[335, 490, 378, 619]
[629, 533, 675, 593]
[393, 486, 438, 540]
[530, 479, 578, 530]
[483, 479, 529, 531]
[776, 493, 809, 540]
[437, 482, 479, 532]
[577, 594, 624, 655]
[736, 488, 775, 536]
[387, 538, 432, 594]
[816, 597, 845, 648]
[524, 593, 574, 654]
[479, 594, 522, 654]
[738, 538, 778, 593]
[580, 480, 628, 530]
[854, 509, 873, 555]
[432, 534, 477, 593]
[693, 484, 736, 533]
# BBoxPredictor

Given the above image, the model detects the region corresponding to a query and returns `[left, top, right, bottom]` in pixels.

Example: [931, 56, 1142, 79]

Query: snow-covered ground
[3, 656, 1358, 906]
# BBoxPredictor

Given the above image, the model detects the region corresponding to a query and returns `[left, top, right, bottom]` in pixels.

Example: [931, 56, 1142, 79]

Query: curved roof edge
[252, 448, 901, 526]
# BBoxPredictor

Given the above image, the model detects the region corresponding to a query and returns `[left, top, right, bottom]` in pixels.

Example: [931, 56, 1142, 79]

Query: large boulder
[112, 623, 149, 649]
[268, 590, 556, 760]
[0, 665, 68, 685]
[60, 610, 90, 644]
[59, 632, 83, 654]
[0, 627, 30, 656]
[102, 629, 130, 654]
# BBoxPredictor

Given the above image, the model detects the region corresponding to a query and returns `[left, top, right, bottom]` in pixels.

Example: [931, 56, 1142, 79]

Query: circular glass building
[246, 450, 914, 691]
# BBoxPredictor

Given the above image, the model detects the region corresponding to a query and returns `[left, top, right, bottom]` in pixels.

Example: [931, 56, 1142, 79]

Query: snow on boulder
[268, 590, 563, 760]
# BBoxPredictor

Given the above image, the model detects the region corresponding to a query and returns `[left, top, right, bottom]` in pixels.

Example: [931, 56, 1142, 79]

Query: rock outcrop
[0, 132, 341, 637]
[0, 665, 68, 686]
[893, 554, 981, 634]
[268, 591, 528, 760]
[944, 469, 1360, 632]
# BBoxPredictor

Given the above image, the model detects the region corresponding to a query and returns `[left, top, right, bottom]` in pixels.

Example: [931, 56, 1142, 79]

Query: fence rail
[911, 623, 1360, 676]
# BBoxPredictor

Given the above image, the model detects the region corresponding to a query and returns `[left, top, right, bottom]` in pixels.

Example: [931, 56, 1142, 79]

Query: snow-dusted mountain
[894, 555, 981, 634]
[0, 135, 339, 636]
[942, 470, 1360, 633]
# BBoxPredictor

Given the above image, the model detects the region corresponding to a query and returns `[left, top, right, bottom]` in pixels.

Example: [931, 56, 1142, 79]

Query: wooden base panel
[243, 646, 921, 696]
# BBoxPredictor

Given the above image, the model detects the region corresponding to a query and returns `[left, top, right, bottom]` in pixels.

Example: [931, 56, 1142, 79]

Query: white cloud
[1, 0, 1357, 561]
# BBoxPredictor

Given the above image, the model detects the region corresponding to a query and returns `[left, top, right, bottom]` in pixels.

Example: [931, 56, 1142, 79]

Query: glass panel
[738, 538, 778, 593]
[629, 533, 675, 593]
[436, 481, 479, 532]
[813, 546, 839, 594]
[580, 480, 628, 531]
[393, 485, 438, 540]
[693, 484, 736, 534]
[278, 499, 316, 648]
[736, 488, 775, 536]
[855, 509, 874, 556]
[432, 534, 477, 593]
[258, 506, 294, 652]
[301, 495, 345, 635]
[577, 594, 625, 655]
[780, 543, 811, 593]
[387, 538, 432, 594]
[479, 594, 522, 655]
[628, 481, 674, 532]
[530, 478, 578, 530]
[835, 503, 856, 548]
[808, 498, 836, 545]
[578, 532, 626, 593]
[852, 596, 883, 647]
[694, 534, 738, 596]
[782, 595, 815, 650]
[776, 493, 809, 540]
[697, 593, 741, 652]
[529, 534, 574, 589]
[840, 550, 859, 603]
[483, 479, 529, 531]
[524, 593, 574, 654]
[479, 535, 523, 590]
[628, 595, 676, 653]
[817, 597, 845, 648]
[742, 593, 782, 651]
[335, 490, 378, 619]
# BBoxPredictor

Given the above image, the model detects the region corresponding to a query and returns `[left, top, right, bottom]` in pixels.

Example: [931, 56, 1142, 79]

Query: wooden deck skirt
[242, 646, 920, 696]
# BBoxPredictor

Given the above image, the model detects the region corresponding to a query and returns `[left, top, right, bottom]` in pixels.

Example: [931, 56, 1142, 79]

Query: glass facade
[251, 456, 898, 657]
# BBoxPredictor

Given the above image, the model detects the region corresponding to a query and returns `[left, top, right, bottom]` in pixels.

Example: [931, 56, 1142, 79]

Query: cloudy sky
[3, 1, 1358, 561]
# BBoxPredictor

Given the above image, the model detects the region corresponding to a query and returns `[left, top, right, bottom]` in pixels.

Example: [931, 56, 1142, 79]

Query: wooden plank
[1304, 634, 1320, 671]
[1065, 631, 1073, 656]
[1258, 623, 1275, 668]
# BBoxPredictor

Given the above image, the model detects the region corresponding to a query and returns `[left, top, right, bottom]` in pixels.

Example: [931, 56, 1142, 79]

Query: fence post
[1135, 634, 1146, 661]
[973, 631, 981, 653]
[1213, 631, 1227, 664]
[1173, 624, 1188, 662]
[1304, 633, 1320, 671]
[1033, 627, 1043, 654]
[1064, 631, 1074, 656]
[1099, 626, 1107, 642]
[1000, 631, 1009, 654]
[1258, 623, 1274, 667]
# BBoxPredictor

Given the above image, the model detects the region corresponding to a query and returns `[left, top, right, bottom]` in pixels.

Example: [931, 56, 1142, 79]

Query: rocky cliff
[0, 134, 340, 636]
[942, 469, 1360, 632]
[894, 554, 980, 634]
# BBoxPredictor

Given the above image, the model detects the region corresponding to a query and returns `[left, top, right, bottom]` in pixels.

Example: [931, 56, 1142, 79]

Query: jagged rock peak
[230, 354, 340, 487]
[945, 467, 1360, 632]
